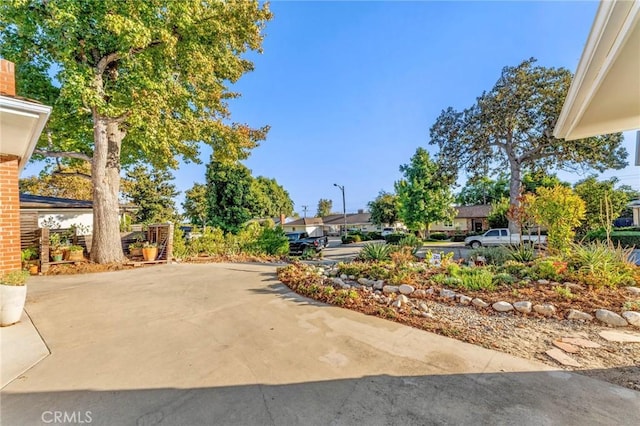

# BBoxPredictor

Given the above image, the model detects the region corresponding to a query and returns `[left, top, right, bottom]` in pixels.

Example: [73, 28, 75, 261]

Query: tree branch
[52, 171, 92, 181]
[34, 149, 92, 162]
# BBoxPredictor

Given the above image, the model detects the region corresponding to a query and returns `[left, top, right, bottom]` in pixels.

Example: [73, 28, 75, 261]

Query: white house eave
[554, 0, 640, 140]
[0, 95, 52, 172]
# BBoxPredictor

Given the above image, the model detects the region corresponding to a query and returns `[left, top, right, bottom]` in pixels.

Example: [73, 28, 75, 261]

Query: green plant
[623, 300, 640, 310]
[553, 285, 575, 299]
[68, 245, 84, 252]
[508, 244, 536, 262]
[251, 226, 289, 256]
[0, 270, 29, 286]
[501, 260, 529, 277]
[469, 246, 510, 265]
[397, 234, 422, 249]
[21, 247, 38, 263]
[530, 259, 562, 281]
[567, 240, 636, 288]
[458, 268, 496, 291]
[359, 243, 392, 261]
[493, 272, 516, 286]
[430, 232, 449, 240]
[143, 241, 158, 248]
[384, 233, 407, 244]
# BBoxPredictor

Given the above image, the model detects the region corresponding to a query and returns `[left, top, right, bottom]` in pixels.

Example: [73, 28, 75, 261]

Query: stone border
[315, 264, 640, 329]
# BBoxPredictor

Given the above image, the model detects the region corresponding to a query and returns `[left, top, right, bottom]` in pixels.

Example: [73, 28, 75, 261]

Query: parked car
[286, 232, 329, 255]
[464, 228, 546, 249]
[381, 227, 395, 237]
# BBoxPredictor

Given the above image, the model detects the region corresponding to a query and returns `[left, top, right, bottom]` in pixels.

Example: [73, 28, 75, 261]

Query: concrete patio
[1, 263, 638, 425]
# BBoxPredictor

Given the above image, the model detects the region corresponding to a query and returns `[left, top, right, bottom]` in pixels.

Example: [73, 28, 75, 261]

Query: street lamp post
[333, 183, 347, 237]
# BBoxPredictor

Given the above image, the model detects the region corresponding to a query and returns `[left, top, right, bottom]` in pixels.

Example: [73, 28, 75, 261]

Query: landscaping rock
[332, 277, 346, 287]
[357, 278, 370, 286]
[513, 301, 532, 314]
[566, 309, 593, 321]
[422, 312, 435, 319]
[348, 275, 355, 280]
[545, 348, 581, 367]
[598, 330, 640, 343]
[560, 337, 601, 348]
[412, 289, 427, 299]
[625, 286, 640, 295]
[472, 298, 489, 308]
[382, 285, 400, 294]
[398, 294, 409, 305]
[492, 301, 514, 312]
[537, 279, 550, 285]
[552, 340, 579, 354]
[411, 309, 422, 316]
[418, 302, 429, 312]
[373, 280, 384, 290]
[340, 283, 351, 290]
[533, 304, 556, 317]
[595, 309, 628, 327]
[425, 288, 435, 295]
[621, 311, 640, 328]
[391, 299, 402, 309]
[440, 289, 456, 299]
[459, 295, 472, 306]
[563, 282, 584, 290]
[340, 274, 348, 280]
[399, 284, 415, 295]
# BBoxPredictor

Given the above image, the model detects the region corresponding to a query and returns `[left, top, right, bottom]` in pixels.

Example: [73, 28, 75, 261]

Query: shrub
[451, 234, 467, 242]
[341, 235, 356, 244]
[469, 246, 510, 265]
[458, 268, 496, 291]
[530, 259, 562, 281]
[553, 285, 575, 299]
[0, 270, 29, 286]
[397, 234, 423, 248]
[389, 246, 417, 265]
[189, 227, 226, 255]
[429, 232, 449, 240]
[584, 229, 640, 248]
[508, 244, 536, 262]
[253, 226, 289, 256]
[567, 241, 636, 288]
[366, 231, 384, 240]
[501, 260, 529, 277]
[337, 262, 370, 277]
[384, 233, 407, 244]
[359, 243, 392, 262]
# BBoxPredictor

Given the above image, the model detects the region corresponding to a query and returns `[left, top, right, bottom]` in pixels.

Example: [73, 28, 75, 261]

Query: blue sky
[24, 1, 640, 215]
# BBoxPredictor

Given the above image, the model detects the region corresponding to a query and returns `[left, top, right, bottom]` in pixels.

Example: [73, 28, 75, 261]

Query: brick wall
[0, 156, 22, 273]
[0, 59, 16, 97]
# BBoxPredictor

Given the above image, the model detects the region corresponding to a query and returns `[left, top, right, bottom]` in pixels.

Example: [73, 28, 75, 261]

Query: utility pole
[333, 183, 347, 237]
[302, 205, 308, 218]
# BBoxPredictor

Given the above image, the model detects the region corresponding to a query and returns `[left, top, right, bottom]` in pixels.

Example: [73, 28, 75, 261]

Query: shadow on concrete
[2, 371, 638, 425]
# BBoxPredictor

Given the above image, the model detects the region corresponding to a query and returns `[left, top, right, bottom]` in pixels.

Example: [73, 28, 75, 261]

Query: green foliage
[574, 176, 638, 233]
[470, 246, 510, 265]
[251, 177, 294, 218]
[384, 233, 407, 244]
[316, 199, 333, 218]
[488, 197, 509, 228]
[456, 175, 509, 206]
[253, 226, 289, 256]
[533, 185, 585, 254]
[522, 172, 569, 194]
[501, 260, 529, 277]
[172, 225, 188, 260]
[430, 58, 626, 232]
[368, 191, 400, 226]
[585, 229, 640, 249]
[493, 272, 516, 286]
[395, 148, 456, 238]
[397, 234, 423, 249]
[21, 247, 38, 263]
[553, 285, 575, 300]
[623, 300, 640, 311]
[530, 259, 562, 281]
[359, 243, 392, 262]
[119, 214, 132, 232]
[567, 241, 636, 288]
[429, 232, 449, 240]
[0, 270, 29, 286]
[122, 165, 179, 224]
[508, 244, 536, 262]
[183, 183, 208, 227]
[337, 262, 370, 277]
[206, 160, 255, 234]
[190, 227, 226, 256]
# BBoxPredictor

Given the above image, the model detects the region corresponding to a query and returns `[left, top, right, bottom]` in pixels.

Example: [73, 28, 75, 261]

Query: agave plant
[507, 243, 536, 262]
[359, 242, 392, 261]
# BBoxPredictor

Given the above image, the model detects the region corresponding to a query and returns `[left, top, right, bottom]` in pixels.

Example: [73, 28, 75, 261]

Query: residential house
[0, 59, 51, 274]
[323, 210, 378, 235]
[282, 217, 325, 237]
[431, 205, 491, 234]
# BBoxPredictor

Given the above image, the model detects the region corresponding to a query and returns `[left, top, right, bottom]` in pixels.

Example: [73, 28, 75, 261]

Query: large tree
[251, 177, 294, 219]
[573, 176, 639, 233]
[429, 58, 626, 232]
[368, 191, 399, 226]
[395, 148, 456, 238]
[122, 165, 179, 224]
[316, 199, 332, 218]
[456, 175, 509, 206]
[183, 183, 208, 228]
[206, 160, 255, 234]
[1, 1, 271, 262]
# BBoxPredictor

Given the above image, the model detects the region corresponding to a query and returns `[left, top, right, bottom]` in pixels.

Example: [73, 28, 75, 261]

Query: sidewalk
[0, 312, 49, 388]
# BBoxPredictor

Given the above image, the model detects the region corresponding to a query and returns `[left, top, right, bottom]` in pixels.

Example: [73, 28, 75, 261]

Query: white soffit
[0, 95, 52, 172]
[554, 0, 640, 140]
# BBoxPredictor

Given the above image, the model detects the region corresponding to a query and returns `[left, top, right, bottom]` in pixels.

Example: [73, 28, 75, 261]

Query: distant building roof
[284, 217, 324, 226]
[455, 205, 491, 218]
[323, 212, 372, 225]
[20, 193, 93, 209]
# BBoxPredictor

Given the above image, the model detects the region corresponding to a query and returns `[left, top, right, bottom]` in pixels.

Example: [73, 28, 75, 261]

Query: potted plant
[67, 245, 84, 261]
[142, 241, 158, 261]
[49, 233, 64, 262]
[0, 270, 29, 326]
[21, 247, 39, 275]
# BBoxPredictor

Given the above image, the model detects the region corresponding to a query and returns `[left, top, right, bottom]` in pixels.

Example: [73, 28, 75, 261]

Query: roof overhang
[554, 0, 640, 140]
[0, 95, 52, 172]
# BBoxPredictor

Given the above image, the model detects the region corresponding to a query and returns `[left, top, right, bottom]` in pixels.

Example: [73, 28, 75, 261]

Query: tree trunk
[90, 116, 125, 263]
[508, 159, 521, 233]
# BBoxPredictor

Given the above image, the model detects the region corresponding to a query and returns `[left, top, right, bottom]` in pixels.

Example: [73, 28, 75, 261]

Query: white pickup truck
[464, 228, 546, 249]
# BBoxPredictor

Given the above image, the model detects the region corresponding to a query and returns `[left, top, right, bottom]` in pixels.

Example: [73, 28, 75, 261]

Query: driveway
[1, 263, 638, 425]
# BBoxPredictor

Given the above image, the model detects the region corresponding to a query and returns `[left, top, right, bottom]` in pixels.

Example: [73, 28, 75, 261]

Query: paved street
[1, 262, 638, 425]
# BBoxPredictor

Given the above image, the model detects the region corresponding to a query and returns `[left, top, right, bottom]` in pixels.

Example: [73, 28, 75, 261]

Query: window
[486, 230, 499, 237]
[501, 230, 508, 237]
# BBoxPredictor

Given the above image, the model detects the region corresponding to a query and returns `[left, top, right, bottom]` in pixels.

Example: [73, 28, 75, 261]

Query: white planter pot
[0, 285, 27, 327]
